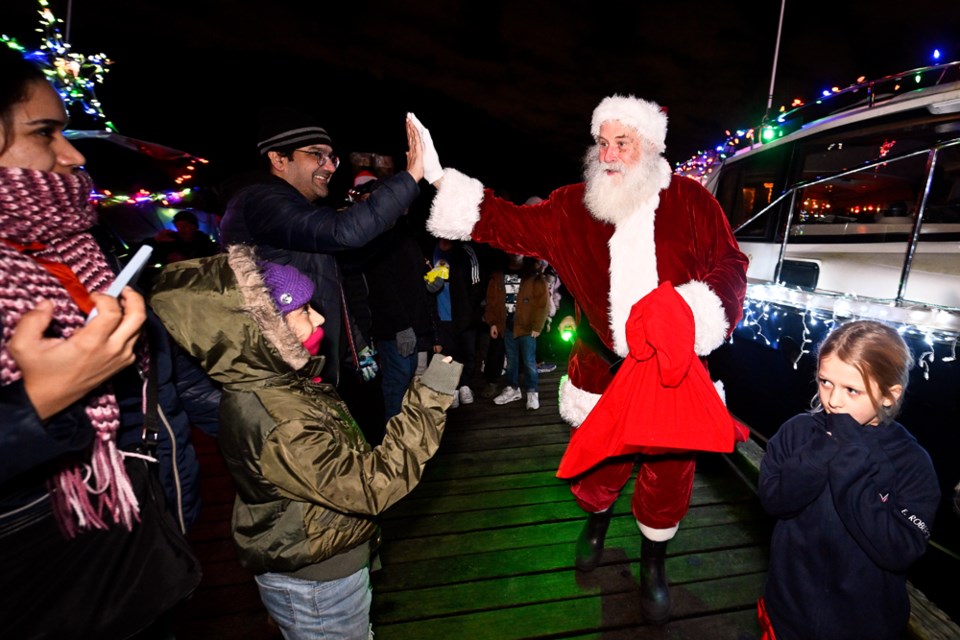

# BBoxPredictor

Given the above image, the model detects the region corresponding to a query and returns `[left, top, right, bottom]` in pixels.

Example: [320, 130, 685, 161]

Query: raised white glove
[407, 112, 444, 184]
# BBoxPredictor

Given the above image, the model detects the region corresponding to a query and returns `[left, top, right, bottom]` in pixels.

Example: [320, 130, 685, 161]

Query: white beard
[580, 144, 673, 356]
[582, 145, 672, 224]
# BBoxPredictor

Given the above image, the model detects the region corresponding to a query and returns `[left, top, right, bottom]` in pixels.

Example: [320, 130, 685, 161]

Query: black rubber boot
[574, 507, 613, 572]
[639, 535, 672, 624]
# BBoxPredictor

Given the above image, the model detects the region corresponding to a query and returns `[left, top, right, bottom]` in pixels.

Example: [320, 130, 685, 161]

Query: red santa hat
[590, 94, 668, 153]
[353, 170, 377, 187]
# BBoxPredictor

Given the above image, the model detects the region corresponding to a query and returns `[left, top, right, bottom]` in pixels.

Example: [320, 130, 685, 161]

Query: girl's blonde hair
[813, 320, 913, 424]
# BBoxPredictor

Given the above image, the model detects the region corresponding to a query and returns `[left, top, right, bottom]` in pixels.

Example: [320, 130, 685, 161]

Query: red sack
[557, 282, 746, 479]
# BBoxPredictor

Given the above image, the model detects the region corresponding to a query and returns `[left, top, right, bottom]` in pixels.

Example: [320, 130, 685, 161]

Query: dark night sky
[5, 0, 959, 200]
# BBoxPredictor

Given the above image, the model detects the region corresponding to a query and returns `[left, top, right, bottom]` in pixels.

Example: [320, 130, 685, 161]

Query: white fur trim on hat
[591, 95, 668, 153]
[676, 280, 729, 355]
[559, 375, 601, 427]
[353, 170, 377, 187]
[427, 168, 484, 241]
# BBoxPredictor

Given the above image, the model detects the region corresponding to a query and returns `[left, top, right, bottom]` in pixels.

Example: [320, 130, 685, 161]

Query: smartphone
[85, 245, 153, 323]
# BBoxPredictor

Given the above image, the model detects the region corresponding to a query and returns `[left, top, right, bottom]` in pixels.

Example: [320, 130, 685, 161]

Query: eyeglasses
[294, 149, 340, 170]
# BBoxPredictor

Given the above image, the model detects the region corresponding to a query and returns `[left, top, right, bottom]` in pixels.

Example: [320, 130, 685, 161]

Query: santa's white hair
[591, 95, 668, 153]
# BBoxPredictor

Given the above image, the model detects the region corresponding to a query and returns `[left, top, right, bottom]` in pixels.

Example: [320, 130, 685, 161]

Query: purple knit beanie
[261, 262, 315, 315]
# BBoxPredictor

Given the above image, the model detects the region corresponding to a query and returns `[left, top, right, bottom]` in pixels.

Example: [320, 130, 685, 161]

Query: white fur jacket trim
[675, 280, 729, 356]
[559, 376, 602, 428]
[427, 168, 484, 240]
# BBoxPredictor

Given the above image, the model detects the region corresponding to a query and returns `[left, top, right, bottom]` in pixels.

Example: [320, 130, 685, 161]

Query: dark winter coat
[360, 219, 434, 342]
[759, 411, 940, 640]
[434, 242, 484, 334]
[219, 172, 419, 384]
[1, 265, 220, 535]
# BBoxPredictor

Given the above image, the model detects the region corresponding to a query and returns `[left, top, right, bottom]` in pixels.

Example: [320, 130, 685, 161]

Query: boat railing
[731, 139, 960, 340]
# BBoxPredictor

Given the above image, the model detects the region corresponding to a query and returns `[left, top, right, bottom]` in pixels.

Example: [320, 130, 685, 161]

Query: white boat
[681, 60, 960, 341]
[681, 60, 960, 621]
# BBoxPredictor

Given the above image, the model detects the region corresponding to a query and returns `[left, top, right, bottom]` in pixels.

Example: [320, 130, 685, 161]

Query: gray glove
[408, 112, 444, 184]
[420, 355, 463, 397]
[396, 327, 417, 358]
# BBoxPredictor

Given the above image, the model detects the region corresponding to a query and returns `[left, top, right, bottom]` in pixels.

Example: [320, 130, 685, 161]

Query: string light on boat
[734, 285, 959, 380]
[675, 59, 960, 183]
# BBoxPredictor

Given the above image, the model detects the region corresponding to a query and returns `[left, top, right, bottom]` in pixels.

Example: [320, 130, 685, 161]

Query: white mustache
[601, 161, 626, 174]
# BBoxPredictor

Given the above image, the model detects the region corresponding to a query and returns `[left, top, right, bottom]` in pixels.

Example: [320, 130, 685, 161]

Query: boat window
[793, 115, 953, 182]
[716, 146, 788, 239]
[780, 153, 929, 300]
[922, 142, 960, 224]
[902, 143, 960, 310]
[789, 153, 927, 237]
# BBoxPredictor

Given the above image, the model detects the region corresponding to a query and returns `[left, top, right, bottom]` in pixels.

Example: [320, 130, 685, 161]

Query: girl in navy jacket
[758, 320, 939, 640]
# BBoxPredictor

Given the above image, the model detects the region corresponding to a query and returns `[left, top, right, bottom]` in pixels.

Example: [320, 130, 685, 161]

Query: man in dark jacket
[219, 108, 426, 385]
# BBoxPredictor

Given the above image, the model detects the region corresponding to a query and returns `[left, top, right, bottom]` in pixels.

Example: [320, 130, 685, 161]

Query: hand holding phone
[86, 245, 153, 323]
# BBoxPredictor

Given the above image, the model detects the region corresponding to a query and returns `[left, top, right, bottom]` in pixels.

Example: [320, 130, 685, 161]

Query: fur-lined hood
[150, 244, 322, 389]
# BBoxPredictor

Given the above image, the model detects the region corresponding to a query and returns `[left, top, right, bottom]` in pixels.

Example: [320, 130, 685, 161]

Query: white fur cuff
[426, 168, 484, 241]
[558, 376, 601, 427]
[676, 280, 729, 355]
[637, 521, 679, 542]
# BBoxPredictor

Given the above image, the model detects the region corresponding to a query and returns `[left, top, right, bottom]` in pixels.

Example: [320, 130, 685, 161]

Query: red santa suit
[427, 139, 747, 539]
[557, 281, 749, 479]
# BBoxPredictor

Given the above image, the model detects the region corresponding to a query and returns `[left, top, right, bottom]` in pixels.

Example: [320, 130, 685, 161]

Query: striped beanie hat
[257, 107, 332, 155]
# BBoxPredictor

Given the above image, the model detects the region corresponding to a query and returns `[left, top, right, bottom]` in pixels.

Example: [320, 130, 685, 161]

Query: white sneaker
[450, 392, 460, 409]
[526, 391, 540, 410]
[493, 386, 522, 405]
[459, 386, 474, 405]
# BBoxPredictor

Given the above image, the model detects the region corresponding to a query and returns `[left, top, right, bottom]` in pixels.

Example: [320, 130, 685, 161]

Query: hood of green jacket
[149, 244, 323, 389]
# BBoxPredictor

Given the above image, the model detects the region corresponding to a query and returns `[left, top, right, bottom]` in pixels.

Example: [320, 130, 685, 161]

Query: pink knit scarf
[0, 166, 140, 537]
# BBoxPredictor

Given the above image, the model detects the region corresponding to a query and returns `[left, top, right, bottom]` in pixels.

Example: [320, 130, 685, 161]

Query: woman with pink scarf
[0, 46, 199, 637]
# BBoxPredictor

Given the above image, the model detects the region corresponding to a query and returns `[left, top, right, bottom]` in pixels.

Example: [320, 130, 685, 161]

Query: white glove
[407, 112, 444, 184]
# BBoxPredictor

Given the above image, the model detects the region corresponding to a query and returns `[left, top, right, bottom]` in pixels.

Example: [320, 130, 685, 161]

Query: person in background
[429, 237, 484, 408]
[758, 320, 939, 640]
[536, 259, 562, 374]
[0, 45, 203, 637]
[219, 107, 426, 388]
[151, 209, 220, 264]
[138, 208, 221, 293]
[485, 253, 550, 410]
[476, 248, 508, 399]
[412, 95, 747, 624]
[150, 247, 462, 640]
[350, 175, 437, 426]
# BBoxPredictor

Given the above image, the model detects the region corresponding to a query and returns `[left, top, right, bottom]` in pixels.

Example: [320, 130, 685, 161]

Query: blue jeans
[504, 329, 539, 392]
[254, 567, 371, 640]
[377, 339, 418, 421]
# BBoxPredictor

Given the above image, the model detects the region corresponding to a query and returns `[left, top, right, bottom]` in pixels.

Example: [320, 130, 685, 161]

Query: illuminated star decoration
[2, 0, 115, 129]
[3, 2, 210, 208]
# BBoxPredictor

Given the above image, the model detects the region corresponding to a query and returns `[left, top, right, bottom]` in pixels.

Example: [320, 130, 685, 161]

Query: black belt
[576, 308, 625, 376]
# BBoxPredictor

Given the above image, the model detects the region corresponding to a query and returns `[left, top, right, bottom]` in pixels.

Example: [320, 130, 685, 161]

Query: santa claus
[410, 95, 748, 624]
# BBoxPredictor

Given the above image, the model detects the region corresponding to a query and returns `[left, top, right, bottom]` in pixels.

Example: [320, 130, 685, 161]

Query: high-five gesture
[404, 115, 424, 183]
[408, 112, 444, 185]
